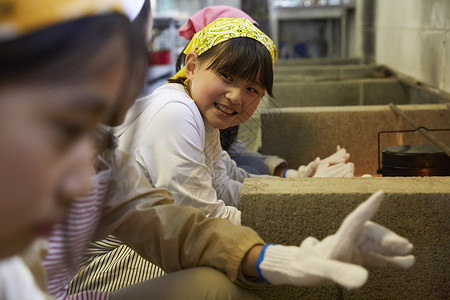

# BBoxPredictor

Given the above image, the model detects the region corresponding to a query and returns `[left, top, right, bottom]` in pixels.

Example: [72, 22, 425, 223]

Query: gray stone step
[241, 176, 450, 300]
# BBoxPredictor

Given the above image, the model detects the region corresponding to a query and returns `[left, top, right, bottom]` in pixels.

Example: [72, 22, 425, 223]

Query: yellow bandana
[172, 17, 277, 80]
[0, 0, 124, 41]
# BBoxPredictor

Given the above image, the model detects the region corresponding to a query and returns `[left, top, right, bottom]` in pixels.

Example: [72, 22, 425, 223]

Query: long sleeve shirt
[114, 83, 242, 225]
[38, 147, 264, 299]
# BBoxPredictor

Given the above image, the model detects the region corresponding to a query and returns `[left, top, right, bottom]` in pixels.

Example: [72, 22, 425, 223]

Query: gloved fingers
[313, 162, 332, 177]
[343, 162, 355, 177]
[294, 256, 369, 289]
[338, 190, 384, 234]
[311, 161, 328, 177]
[360, 221, 414, 256]
[321, 145, 350, 165]
[297, 166, 309, 178]
[284, 169, 300, 178]
[361, 251, 416, 269]
[299, 236, 320, 248]
[332, 191, 384, 253]
[325, 162, 352, 177]
[298, 157, 320, 177]
[322, 162, 347, 176]
[314, 162, 353, 177]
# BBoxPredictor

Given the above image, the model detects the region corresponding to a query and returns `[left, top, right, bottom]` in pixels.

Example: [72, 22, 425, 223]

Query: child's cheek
[243, 98, 260, 119]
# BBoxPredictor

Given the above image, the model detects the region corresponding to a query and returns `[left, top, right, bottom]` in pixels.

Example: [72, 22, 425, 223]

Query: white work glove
[321, 145, 350, 165]
[285, 157, 320, 178]
[285, 160, 354, 178]
[286, 146, 352, 178]
[313, 161, 355, 177]
[312, 145, 353, 177]
[257, 190, 415, 289]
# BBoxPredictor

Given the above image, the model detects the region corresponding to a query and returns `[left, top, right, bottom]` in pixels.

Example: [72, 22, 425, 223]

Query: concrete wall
[354, 0, 375, 63]
[271, 78, 411, 107]
[240, 177, 450, 299]
[260, 104, 450, 176]
[275, 57, 363, 67]
[238, 79, 449, 153]
[271, 77, 450, 108]
[357, 0, 450, 94]
[274, 64, 389, 82]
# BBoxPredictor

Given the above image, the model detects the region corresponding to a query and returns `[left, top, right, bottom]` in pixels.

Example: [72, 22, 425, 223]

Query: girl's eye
[247, 87, 260, 94]
[60, 123, 84, 139]
[221, 73, 233, 81]
[53, 121, 86, 147]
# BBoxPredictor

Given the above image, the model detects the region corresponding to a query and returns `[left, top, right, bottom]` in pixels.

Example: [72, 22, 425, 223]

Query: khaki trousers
[110, 267, 258, 300]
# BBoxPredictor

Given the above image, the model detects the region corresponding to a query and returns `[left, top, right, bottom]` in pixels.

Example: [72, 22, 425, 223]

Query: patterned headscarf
[172, 17, 277, 80]
[0, 0, 125, 41]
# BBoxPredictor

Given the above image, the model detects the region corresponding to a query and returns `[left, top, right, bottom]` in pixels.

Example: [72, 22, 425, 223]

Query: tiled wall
[362, 0, 450, 93]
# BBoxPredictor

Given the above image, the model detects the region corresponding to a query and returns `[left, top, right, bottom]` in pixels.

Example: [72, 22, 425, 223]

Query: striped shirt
[43, 164, 111, 300]
[68, 236, 165, 293]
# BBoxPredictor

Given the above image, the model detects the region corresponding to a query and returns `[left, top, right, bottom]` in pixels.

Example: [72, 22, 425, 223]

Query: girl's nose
[59, 137, 95, 205]
[226, 87, 243, 105]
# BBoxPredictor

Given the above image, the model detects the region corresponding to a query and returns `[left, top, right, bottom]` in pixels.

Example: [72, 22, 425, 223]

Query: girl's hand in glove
[284, 157, 320, 178]
[321, 145, 350, 165]
[312, 161, 355, 177]
[312, 145, 353, 177]
[285, 146, 352, 178]
[256, 190, 415, 289]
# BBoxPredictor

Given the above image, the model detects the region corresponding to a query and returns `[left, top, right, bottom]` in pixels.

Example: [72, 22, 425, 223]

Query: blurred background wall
[148, 0, 450, 94]
[361, 0, 450, 94]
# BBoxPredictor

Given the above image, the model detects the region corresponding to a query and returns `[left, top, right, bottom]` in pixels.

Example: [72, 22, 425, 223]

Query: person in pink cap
[176, 6, 355, 180]
[177, 5, 283, 178]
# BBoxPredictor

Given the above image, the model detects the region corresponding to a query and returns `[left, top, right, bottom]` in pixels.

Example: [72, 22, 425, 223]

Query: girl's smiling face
[185, 51, 265, 129]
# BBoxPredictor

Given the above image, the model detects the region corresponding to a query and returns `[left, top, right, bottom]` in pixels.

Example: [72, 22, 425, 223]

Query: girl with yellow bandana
[115, 17, 277, 225]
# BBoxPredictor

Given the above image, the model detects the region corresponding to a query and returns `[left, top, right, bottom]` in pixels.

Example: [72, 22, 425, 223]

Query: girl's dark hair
[0, 13, 133, 83]
[125, 0, 151, 99]
[220, 125, 239, 151]
[171, 37, 274, 97]
[131, 0, 150, 47]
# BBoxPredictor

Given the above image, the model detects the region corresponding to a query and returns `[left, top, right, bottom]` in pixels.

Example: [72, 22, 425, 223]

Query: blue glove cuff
[256, 244, 274, 281]
[282, 169, 289, 178]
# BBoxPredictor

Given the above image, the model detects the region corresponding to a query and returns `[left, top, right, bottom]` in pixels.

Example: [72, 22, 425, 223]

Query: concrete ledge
[275, 58, 363, 66]
[271, 78, 409, 107]
[260, 104, 450, 175]
[241, 177, 450, 299]
[274, 64, 390, 82]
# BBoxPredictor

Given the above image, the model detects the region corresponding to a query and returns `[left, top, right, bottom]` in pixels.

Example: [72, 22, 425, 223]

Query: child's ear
[185, 51, 198, 80]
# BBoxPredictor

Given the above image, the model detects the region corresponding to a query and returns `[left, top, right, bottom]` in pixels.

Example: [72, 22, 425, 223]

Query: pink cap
[178, 5, 259, 40]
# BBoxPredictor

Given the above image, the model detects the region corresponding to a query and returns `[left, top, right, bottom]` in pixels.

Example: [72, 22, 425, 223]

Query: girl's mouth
[214, 103, 237, 116]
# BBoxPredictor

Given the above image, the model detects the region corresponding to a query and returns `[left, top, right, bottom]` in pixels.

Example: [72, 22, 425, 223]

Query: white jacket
[0, 256, 46, 300]
[114, 83, 241, 225]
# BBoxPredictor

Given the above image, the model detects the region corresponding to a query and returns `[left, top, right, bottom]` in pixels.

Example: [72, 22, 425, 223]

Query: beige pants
[110, 267, 257, 300]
